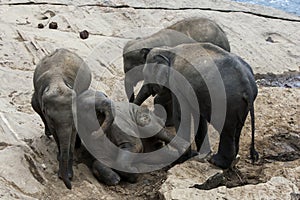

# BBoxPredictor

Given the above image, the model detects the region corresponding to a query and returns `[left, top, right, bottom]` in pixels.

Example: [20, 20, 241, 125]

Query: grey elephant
[123, 17, 230, 99]
[133, 43, 259, 169]
[75, 90, 187, 185]
[123, 17, 230, 125]
[31, 49, 114, 189]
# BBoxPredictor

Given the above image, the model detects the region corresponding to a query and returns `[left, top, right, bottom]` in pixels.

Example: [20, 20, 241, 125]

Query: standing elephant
[75, 90, 187, 185]
[123, 17, 230, 126]
[31, 49, 113, 189]
[133, 43, 259, 169]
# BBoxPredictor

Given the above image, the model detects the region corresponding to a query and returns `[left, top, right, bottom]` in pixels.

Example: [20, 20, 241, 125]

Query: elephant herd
[31, 17, 259, 189]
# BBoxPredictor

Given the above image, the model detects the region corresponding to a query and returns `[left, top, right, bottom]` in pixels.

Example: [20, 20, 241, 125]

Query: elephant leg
[171, 94, 196, 163]
[92, 160, 121, 186]
[154, 92, 173, 127]
[114, 142, 140, 183]
[210, 120, 237, 169]
[155, 129, 189, 154]
[31, 94, 51, 137]
[234, 124, 243, 157]
[195, 116, 211, 156]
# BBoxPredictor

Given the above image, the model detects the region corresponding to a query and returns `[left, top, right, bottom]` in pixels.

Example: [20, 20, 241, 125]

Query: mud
[255, 71, 300, 88]
[192, 129, 300, 191]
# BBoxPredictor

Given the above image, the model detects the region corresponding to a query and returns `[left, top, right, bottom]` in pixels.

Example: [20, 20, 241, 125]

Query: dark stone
[49, 22, 58, 29]
[80, 30, 89, 40]
[266, 36, 275, 43]
[38, 23, 44, 29]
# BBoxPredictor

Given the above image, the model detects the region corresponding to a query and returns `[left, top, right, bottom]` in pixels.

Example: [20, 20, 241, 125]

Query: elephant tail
[243, 88, 258, 164]
[249, 103, 259, 164]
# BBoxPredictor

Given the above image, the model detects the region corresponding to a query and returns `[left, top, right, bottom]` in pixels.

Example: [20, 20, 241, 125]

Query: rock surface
[0, 0, 299, 199]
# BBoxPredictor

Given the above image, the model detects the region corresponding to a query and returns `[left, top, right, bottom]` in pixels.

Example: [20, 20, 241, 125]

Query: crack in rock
[0, 176, 36, 197]
[1, 2, 299, 22]
[0, 142, 12, 150]
[24, 154, 46, 185]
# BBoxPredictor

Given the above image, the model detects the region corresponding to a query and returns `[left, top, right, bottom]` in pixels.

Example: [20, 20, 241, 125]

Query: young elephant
[75, 90, 186, 185]
[123, 17, 230, 109]
[31, 49, 113, 189]
[133, 43, 259, 169]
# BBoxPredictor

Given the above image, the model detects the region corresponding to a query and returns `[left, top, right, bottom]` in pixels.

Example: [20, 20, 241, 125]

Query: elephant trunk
[59, 150, 72, 189]
[124, 76, 135, 103]
[95, 98, 115, 133]
[133, 84, 153, 105]
[56, 124, 73, 189]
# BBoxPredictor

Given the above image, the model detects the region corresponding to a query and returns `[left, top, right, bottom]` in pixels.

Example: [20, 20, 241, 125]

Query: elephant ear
[153, 54, 170, 66]
[140, 48, 152, 60]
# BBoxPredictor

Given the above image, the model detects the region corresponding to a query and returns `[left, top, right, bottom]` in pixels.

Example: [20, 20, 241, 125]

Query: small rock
[266, 36, 275, 43]
[41, 164, 47, 170]
[80, 30, 89, 39]
[49, 22, 58, 29]
[38, 23, 44, 29]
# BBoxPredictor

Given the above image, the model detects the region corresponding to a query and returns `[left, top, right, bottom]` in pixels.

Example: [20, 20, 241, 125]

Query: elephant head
[133, 47, 174, 106]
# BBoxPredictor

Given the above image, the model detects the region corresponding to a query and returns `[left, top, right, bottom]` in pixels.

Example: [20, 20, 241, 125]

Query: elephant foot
[209, 153, 233, 169]
[174, 148, 198, 164]
[92, 161, 121, 186]
[117, 171, 139, 183]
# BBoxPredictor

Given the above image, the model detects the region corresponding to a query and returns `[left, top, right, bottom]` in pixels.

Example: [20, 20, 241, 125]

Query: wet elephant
[133, 43, 259, 169]
[75, 90, 187, 185]
[31, 49, 113, 189]
[123, 17, 230, 126]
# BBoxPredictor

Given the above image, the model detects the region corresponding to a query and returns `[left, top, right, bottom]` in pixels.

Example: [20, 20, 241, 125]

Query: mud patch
[255, 72, 300, 88]
[193, 130, 300, 191]
[105, 171, 167, 200]
[261, 132, 300, 162]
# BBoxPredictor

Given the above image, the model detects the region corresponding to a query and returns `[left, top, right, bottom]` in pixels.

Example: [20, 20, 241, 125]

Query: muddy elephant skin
[123, 17, 230, 126]
[31, 49, 93, 189]
[134, 43, 259, 169]
[76, 90, 185, 185]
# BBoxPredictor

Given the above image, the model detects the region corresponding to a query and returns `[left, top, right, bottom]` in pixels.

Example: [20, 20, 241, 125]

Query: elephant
[133, 43, 259, 169]
[31, 49, 114, 189]
[123, 17, 230, 126]
[75, 89, 187, 185]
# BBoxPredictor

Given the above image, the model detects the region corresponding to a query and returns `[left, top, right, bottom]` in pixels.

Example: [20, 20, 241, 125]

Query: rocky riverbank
[0, 0, 299, 199]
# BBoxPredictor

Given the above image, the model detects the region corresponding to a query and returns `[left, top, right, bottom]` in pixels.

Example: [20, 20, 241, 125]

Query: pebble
[49, 22, 58, 29]
[80, 30, 89, 39]
[38, 23, 44, 29]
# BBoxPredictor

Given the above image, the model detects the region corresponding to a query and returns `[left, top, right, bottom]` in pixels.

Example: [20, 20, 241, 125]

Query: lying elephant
[75, 90, 187, 185]
[133, 43, 259, 169]
[31, 49, 113, 189]
[123, 17, 230, 125]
